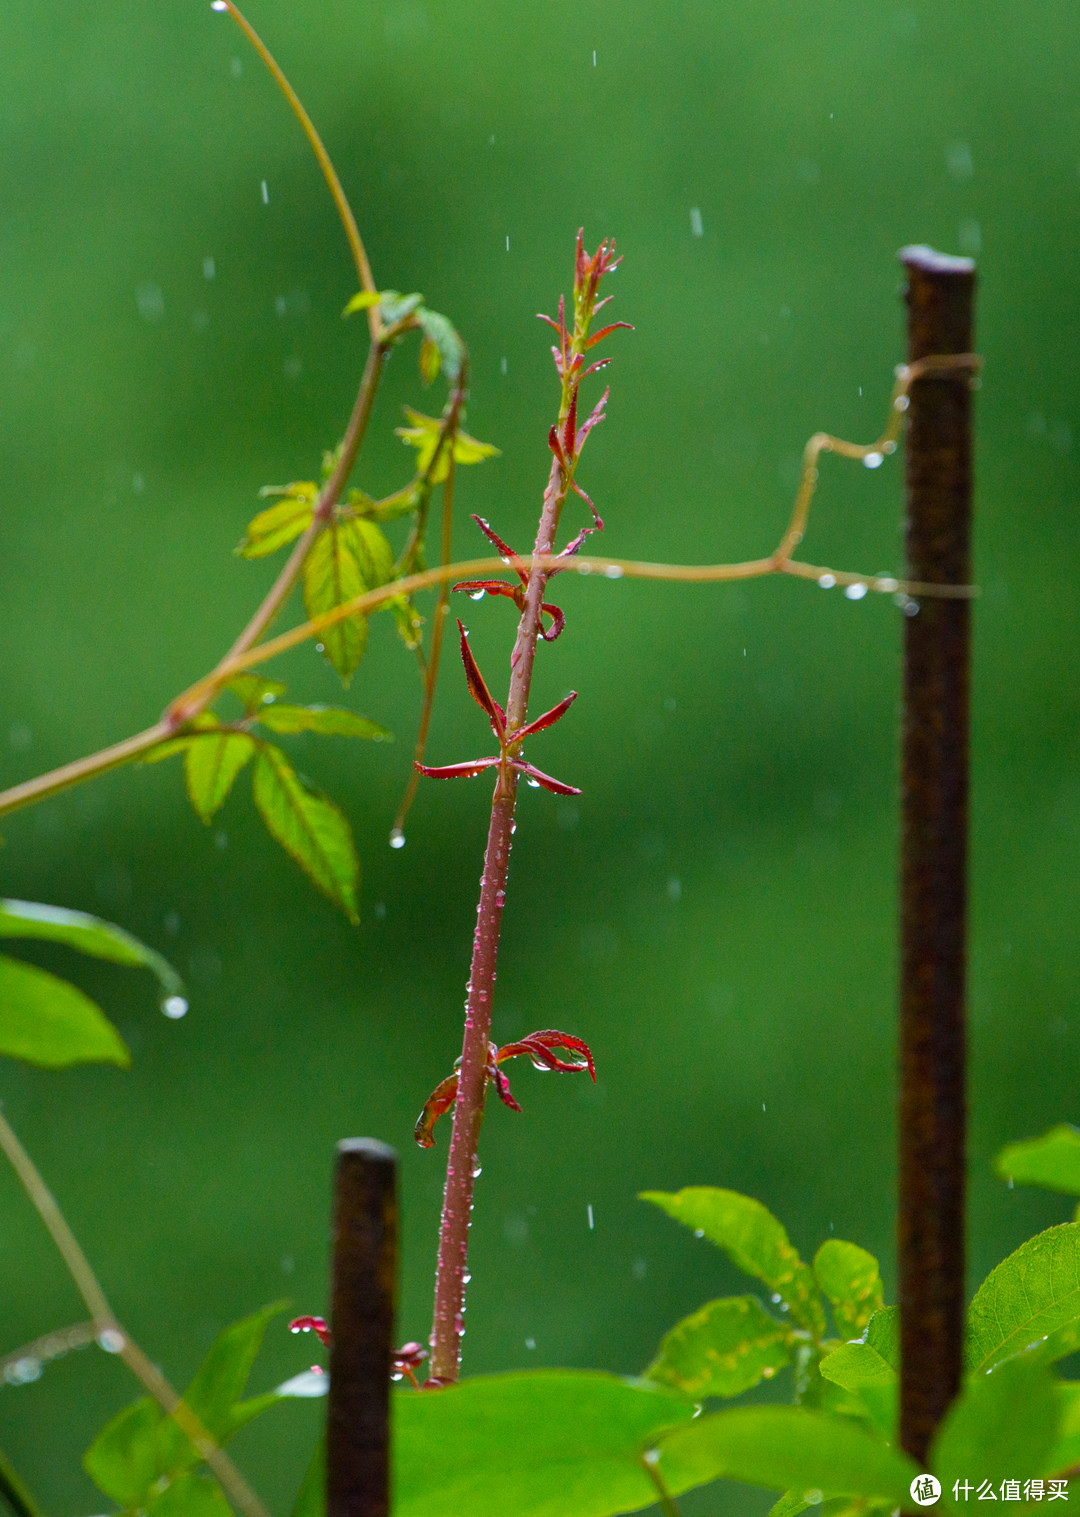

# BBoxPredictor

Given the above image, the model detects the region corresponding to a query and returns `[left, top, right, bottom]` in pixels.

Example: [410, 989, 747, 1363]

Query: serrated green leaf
[84, 1396, 163, 1505]
[656, 1406, 917, 1505]
[146, 1472, 232, 1517]
[184, 733, 256, 824]
[291, 1438, 325, 1517]
[396, 407, 500, 484]
[236, 491, 315, 559]
[0, 899, 184, 999]
[154, 1303, 287, 1475]
[813, 1241, 883, 1338]
[416, 307, 465, 385]
[348, 518, 394, 588]
[227, 674, 288, 712]
[641, 1188, 826, 1337]
[931, 1354, 1061, 1503]
[646, 1294, 792, 1399]
[342, 290, 381, 316]
[257, 704, 390, 740]
[996, 1126, 1080, 1198]
[393, 1371, 695, 1517]
[143, 714, 220, 767]
[966, 1223, 1080, 1373]
[303, 522, 368, 683]
[252, 745, 359, 921]
[819, 1310, 898, 1441]
[0, 955, 129, 1068]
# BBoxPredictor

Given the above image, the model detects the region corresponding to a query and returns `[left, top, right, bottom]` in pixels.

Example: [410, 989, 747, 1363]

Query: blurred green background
[1, 0, 1078, 1510]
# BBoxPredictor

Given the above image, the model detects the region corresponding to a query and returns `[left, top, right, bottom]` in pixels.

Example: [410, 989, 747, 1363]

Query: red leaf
[578, 387, 610, 443]
[496, 1029, 596, 1081]
[472, 516, 527, 585]
[562, 386, 579, 456]
[513, 691, 577, 742]
[585, 322, 634, 350]
[414, 1071, 460, 1148]
[583, 357, 613, 377]
[415, 757, 500, 780]
[571, 478, 604, 530]
[538, 601, 566, 641]
[457, 620, 506, 737]
[290, 1315, 332, 1347]
[556, 525, 596, 561]
[548, 424, 567, 465]
[493, 1065, 522, 1112]
[511, 761, 582, 796]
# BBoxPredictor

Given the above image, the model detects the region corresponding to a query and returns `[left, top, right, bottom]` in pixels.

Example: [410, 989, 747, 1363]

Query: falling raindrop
[525, 1336, 536, 1349]
[162, 995, 188, 1020]
[689, 207, 704, 238]
[261, 180, 269, 205]
[863, 451, 884, 469]
[587, 1204, 595, 1230]
[817, 574, 836, 589]
[389, 829, 406, 849]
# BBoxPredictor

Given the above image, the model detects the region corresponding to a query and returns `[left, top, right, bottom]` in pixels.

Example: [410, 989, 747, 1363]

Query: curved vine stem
[0, 1110, 271, 1517]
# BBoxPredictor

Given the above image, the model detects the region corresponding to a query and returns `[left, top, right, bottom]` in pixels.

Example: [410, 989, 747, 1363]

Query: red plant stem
[428, 456, 566, 1382]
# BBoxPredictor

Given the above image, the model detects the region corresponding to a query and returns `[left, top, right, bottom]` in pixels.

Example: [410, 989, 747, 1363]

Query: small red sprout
[452, 516, 595, 641]
[391, 1340, 429, 1389]
[414, 622, 581, 797]
[289, 1314, 331, 1347]
[414, 1029, 596, 1148]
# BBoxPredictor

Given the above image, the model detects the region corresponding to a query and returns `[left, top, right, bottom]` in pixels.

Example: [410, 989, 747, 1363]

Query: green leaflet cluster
[146, 675, 390, 922]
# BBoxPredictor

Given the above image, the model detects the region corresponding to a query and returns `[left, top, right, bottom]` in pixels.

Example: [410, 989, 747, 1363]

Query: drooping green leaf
[236, 489, 316, 559]
[290, 1438, 325, 1517]
[154, 1303, 287, 1473]
[84, 1396, 163, 1505]
[416, 307, 465, 385]
[227, 674, 287, 712]
[396, 407, 500, 484]
[656, 1406, 917, 1505]
[645, 1294, 793, 1399]
[813, 1241, 884, 1338]
[252, 745, 359, 921]
[378, 290, 424, 326]
[641, 1188, 826, 1337]
[0, 898, 185, 1000]
[302, 518, 391, 684]
[392, 1371, 695, 1517]
[818, 1309, 899, 1440]
[257, 704, 390, 740]
[0, 955, 129, 1068]
[966, 1223, 1080, 1373]
[996, 1126, 1080, 1198]
[184, 733, 257, 824]
[931, 1354, 1061, 1503]
[145, 1472, 232, 1517]
[341, 289, 381, 316]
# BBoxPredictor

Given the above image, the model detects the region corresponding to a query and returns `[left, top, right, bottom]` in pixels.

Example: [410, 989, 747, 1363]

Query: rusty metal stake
[327, 1139, 398, 1517]
[897, 246, 976, 1464]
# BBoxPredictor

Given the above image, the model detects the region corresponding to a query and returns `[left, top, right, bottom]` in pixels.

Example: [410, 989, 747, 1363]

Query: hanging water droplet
[904, 599, 920, 618]
[472, 1163, 483, 1177]
[694, 1228, 705, 1239]
[604, 564, 623, 579]
[526, 777, 540, 788]
[389, 828, 406, 849]
[875, 577, 899, 593]
[97, 1329, 126, 1354]
[817, 573, 836, 589]
[863, 451, 884, 469]
[469, 589, 485, 601]
[845, 582, 868, 600]
[894, 394, 910, 412]
[211, 1, 228, 9]
[771, 1292, 782, 1304]
[161, 995, 188, 1020]
[882, 440, 897, 455]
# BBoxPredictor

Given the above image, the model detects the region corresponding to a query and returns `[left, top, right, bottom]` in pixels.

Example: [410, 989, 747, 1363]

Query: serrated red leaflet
[563, 386, 579, 455]
[493, 1065, 521, 1111]
[585, 322, 634, 350]
[557, 525, 596, 560]
[513, 690, 577, 742]
[511, 760, 582, 796]
[414, 758, 500, 781]
[571, 478, 604, 530]
[578, 387, 609, 443]
[457, 620, 506, 737]
[414, 1071, 460, 1147]
[496, 1029, 596, 1081]
[548, 424, 567, 465]
[452, 578, 518, 600]
[583, 357, 613, 377]
[537, 313, 561, 335]
[472, 516, 526, 582]
[538, 601, 566, 641]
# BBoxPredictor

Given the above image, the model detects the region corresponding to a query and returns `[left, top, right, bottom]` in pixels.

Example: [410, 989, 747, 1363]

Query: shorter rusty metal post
[327, 1139, 398, 1517]
[897, 246, 976, 1465]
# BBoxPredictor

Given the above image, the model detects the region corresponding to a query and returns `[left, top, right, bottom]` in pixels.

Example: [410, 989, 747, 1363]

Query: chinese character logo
[912, 1476, 942, 1506]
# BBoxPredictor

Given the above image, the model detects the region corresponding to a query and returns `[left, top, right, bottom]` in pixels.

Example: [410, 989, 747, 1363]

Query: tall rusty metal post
[897, 246, 977, 1464]
[327, 1139, 398, 1517]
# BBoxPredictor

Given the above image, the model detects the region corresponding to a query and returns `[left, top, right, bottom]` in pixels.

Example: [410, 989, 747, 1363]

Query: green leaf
[656, 1406, 917, 1505]
[419, 335, 441, 384]
[645, 1294, 793, 1399]
[227, 674, 287, 712]
[0, 898, 185, 1000]
[84, 1396, 163, 1505]
[184, 732, 257, 824]
[416, 307, 465, 385]
[252, 745, 359, 921]
[290, 1438, 325, 1517]
[813, 1241, 884, 1338]
[818, 1309, 899, 1441]
[392, 1371, 695, 1517]
[996, 1126, 1080, 1198]
[0, 954, 129, 1068]
[142, 714, 220, 767]
[641, 1188, 826, 1337]
[257, 704, 391, 740]
[342, 290, 381, 315]
[966, 1223, 1080, 1373]
[0, 1445, 46, 1517]
[1044, 1379, 1080, 1475]
[767, 1492, 816, 1517]
[236, 490, 316, 558]
[145, 1473, 232, 1517]
[302, 519, 391, 684]
[378, 290, 424, 326]
[154, 1303, 287, 1474]
[396, 408, 500, 484]
[931, 1354, 1061, 1502]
